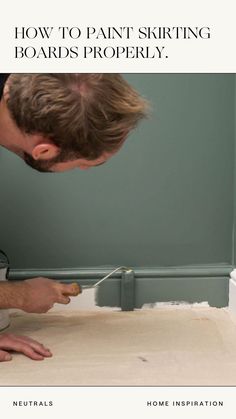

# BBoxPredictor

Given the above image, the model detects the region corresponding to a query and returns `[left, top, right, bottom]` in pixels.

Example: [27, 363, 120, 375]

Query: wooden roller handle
[63, 283, 82, 296]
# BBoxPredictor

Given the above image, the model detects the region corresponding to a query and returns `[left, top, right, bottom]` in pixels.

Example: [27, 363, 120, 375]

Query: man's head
[2, 74, 148, 172]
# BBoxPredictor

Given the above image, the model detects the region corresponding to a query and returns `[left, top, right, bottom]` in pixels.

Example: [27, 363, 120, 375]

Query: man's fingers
[0, 334, 53, 360]
[59, 283, 82, 296]
[54, 282, 82, 305]
[14, 342, 44, 360]
[0, 349, 12, 362]
[56, 295, 71, 305]
[0, 339, 44, 360]
[12, 335, 52, 357]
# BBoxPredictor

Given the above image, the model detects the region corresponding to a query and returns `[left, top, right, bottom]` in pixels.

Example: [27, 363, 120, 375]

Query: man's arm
[0, 278, 81, 312]
[0, 278, 81, 362]
[0, 281, 27, 310]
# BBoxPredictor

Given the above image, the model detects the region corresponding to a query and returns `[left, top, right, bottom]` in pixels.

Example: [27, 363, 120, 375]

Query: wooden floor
[1, 306, 236, 385]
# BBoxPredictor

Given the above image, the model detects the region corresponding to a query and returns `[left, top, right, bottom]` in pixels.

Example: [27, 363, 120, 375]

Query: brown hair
[6, 74, 148, 161]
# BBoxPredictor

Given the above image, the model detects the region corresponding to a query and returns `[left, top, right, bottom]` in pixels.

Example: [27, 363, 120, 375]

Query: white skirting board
[229, 270, 236, 317]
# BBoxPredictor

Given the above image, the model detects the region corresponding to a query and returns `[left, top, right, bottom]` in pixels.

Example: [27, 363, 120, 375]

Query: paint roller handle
[62, 282, 82, 296]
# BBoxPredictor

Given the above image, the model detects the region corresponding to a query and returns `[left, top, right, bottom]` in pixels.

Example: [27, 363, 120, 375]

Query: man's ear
[31, 143, 60, 161]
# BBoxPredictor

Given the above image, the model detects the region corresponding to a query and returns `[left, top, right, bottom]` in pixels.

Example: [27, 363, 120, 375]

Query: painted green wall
[0, 74, 235, 269]
[234, 74, 236, 266]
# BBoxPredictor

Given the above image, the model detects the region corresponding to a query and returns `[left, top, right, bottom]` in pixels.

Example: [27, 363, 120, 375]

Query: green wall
[234, 74, 236, 266]
[0, 74, 235, 271]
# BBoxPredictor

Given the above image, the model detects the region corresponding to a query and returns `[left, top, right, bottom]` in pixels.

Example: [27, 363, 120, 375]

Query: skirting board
[229, 270, 236, 316]
[9, 265, 231, 309]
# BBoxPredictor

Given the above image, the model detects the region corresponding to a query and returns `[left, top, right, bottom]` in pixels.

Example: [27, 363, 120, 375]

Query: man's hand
[0, 333, 52, 361]
[0, 278, 81, 313]
[20, 277, 81, 313]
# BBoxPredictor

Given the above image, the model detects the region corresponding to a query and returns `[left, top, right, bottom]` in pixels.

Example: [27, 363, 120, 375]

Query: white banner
[0, 386, 235, 419]
[0, 0, 235, 72]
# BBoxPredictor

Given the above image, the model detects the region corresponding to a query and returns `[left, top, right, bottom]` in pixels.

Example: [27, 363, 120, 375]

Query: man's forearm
[0, 282, 26, 309]
[0, 277, 81, 313]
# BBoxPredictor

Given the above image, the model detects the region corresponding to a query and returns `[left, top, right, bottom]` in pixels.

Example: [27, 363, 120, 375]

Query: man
[0, 73, 147, 362]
